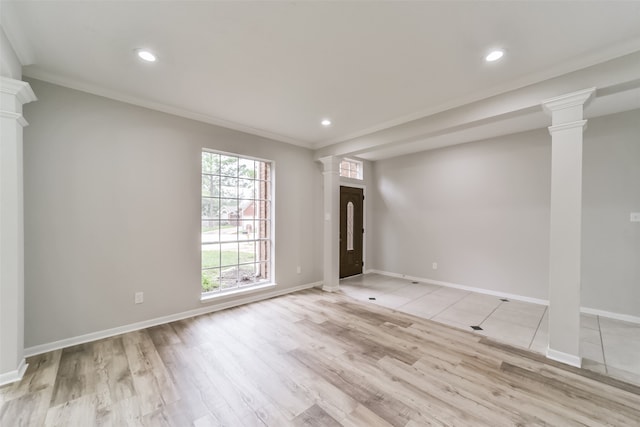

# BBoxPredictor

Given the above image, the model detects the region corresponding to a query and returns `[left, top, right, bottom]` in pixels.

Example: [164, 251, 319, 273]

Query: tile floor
[339, 273, 640, 385]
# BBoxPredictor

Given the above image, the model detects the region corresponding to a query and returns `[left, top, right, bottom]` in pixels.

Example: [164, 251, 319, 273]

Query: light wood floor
[2, 289, 639, 426]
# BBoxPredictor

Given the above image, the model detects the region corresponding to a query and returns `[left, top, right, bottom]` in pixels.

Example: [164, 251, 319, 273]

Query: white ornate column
[319, 156, 340, 291]
[0, 77, 36, 385]
[542, 87, 595, 367]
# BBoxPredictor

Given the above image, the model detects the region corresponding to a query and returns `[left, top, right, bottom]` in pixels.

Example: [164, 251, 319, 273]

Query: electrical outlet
[296, 266, 301, 274]
[134, 292, 144, 304]
[432, 262, 438, 270]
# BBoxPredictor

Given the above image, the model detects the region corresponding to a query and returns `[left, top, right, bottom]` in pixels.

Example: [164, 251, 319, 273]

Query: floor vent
[369, 297, 376, 301]
[470, 325, 483, 331]
[500, 298, 509, 302]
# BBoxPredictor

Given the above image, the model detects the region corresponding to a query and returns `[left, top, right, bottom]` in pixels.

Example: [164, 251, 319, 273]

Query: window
[201, 151, 272, 295]
[339, 158, 363, 180]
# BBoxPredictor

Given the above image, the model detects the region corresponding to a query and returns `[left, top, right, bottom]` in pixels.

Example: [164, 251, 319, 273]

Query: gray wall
[23, 79, 322, 347]
[582, 110, 640, 316]
[371, 128, 552, 300]
[370, 109, 640, 317]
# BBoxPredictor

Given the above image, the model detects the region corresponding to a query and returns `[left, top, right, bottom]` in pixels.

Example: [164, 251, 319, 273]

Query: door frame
[339, 182, 366, 277]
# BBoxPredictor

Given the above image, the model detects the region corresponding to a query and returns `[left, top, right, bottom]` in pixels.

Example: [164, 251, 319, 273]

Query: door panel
[340, 186, 364, 278]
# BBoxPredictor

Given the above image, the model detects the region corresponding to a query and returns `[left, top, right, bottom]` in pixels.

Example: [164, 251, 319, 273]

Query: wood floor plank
[44, 393, 98, 427]
[292, 404, 342, 427]
[49, 344, 97, 407]
[289, 347, 414, 427]
[3, 288, 639, 426]
[334, 351, 486, 426]
[339, 404, 394, 427]
[92, 336, 136, 409]
[121, 330, 179, 416]
[0, 388, 51, 427]
[227, 306, 360, 422]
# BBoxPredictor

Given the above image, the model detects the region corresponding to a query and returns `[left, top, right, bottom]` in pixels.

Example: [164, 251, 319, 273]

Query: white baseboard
[24, 281, 321, 358]
[0, 358, 28, 386]
[580, 307, 640, 325]
[367, 269, 549, 306]
[547, 347, 582, 368]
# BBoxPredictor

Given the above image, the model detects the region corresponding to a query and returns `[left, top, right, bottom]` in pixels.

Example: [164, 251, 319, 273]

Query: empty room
[1, 1, 639, 426]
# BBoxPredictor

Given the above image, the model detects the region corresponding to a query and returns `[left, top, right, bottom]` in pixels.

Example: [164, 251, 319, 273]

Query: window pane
[219, 242, 239, 268]
[202, 245, 221, 268]
[239, 158, 255, 179]
[201, 198, 220, 220]
[238, 199, 255, 221]
[219, 198, 239, 232]
[238, 219, 256, 238]
[202, 175, 219, 197]
[220, 155, 238, 177]
[220, 266, 238, 289]
[238, 179, 255, 199]
[202, 152, 220, 174]
[239, 241, 256, 264]
[202, 268, 221, 293]
[202, 221, 221, 243]
[238, 264, 259, 286]
[220, 177, 238, 198]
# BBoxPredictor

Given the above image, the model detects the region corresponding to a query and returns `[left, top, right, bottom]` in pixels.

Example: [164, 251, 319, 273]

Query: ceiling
[3, 1, 640, 158]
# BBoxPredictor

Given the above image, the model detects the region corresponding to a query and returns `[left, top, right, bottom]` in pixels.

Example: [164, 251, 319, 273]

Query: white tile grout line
[528, 306, 548, 350]
[597, 315, 609, 374]
[391, 281, 443, 310]
[426, 290, 472, 321]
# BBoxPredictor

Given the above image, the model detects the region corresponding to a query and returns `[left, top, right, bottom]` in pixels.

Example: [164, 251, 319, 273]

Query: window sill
[200, 282, 277, 303]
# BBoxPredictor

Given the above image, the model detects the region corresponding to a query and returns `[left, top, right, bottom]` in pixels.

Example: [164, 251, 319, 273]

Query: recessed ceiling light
[485, 49, 504, 62]
[136, 49, 157, 62]
[321, 119, 332, 126]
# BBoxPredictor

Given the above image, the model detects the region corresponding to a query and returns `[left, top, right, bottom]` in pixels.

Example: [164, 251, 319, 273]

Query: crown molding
[22, 67, 313, 149]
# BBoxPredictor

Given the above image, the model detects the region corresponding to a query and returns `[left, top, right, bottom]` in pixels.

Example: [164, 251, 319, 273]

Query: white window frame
[200, 149, 275, 299]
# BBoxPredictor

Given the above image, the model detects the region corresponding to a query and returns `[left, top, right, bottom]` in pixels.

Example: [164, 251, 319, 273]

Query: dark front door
[340, 186, 364, 278]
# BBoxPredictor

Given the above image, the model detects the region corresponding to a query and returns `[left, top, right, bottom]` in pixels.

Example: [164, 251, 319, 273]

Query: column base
[321, 284, 340, 293]
[546, 347, 582, 368]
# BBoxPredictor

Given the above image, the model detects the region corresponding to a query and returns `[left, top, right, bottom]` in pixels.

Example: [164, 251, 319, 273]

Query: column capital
[542, 87, 596, 114]
[0, 77, 37, 106]
[541, 87, 596, 115]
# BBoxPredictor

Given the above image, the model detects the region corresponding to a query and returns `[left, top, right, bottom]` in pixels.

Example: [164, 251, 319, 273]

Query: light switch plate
[631, 212, 640, 222]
